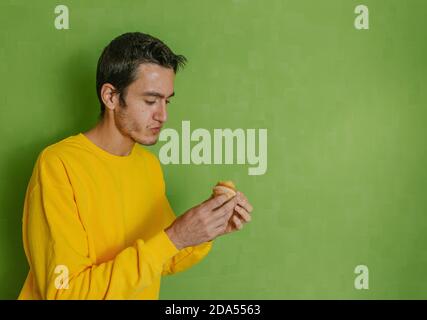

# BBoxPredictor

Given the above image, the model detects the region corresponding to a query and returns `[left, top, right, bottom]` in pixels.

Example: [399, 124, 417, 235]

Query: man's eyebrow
[141, 91, 175, 99]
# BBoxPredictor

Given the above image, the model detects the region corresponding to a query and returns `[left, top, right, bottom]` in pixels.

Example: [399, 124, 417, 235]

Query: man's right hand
[165, 194, 238, 250]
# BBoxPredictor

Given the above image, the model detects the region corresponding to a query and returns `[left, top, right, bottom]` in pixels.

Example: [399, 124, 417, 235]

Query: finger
[212, 216, 229, 230]
[236, 191, 253, 213]
[208, 197, 238, 223]
[213, 221, 230, 236]
[203, 194, 229, 211]
[213, 216, 237, 234]
[234, 205, 251, 223]
[232, 215, 243, 230]
[209, 197, 237, 221]
[216, 196, 238, 218]
[237, 192, 253, 212]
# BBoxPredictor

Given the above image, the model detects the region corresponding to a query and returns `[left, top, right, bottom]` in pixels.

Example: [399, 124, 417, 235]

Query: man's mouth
[150, 127, 162, 134]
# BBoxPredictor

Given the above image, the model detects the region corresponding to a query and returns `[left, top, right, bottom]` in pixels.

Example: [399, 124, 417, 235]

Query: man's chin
[134, 135, 159, 146]
[142, 140, 158, 146]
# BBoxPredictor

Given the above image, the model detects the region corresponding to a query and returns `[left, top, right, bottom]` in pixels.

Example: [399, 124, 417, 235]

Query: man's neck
[83, 116, 135, 157]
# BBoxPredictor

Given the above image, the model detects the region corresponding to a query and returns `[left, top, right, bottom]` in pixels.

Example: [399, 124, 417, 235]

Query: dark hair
[96, 32, 187, 118]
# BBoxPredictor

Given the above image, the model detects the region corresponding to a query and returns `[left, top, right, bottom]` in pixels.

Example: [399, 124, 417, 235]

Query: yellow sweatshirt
[18, 133, 212, 300]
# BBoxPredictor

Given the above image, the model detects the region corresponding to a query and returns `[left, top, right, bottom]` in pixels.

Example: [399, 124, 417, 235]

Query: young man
[18, 32, 253, 300]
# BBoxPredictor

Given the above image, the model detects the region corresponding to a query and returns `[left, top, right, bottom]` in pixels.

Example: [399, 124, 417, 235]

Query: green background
[1, 0, 426, 299]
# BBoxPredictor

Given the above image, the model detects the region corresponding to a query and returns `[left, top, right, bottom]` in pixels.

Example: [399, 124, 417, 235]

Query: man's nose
[154, 101, 168, 123]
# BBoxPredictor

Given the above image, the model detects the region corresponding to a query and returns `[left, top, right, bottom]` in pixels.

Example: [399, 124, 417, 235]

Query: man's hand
[165, 191, 254, 250]
[165, 194, 239, 250]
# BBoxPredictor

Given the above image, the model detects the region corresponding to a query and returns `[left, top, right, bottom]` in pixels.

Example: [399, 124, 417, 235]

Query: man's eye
[145, 100, 156, 105]
[166, 100, 171, 104]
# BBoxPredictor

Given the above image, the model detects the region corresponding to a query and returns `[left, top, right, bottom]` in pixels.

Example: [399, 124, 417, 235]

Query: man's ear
[100, 83, 119, 112]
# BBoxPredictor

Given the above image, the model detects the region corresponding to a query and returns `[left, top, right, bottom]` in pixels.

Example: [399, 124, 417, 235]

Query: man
[18, 32, 253, 300]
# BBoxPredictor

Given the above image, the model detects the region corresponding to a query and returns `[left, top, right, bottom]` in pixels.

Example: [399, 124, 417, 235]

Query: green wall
[1, 0, 426, 299]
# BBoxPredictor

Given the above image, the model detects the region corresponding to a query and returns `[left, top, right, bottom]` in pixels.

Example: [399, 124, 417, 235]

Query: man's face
[114, 63, 175, 146]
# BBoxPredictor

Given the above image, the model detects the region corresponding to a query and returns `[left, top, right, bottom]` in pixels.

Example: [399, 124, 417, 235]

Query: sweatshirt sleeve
[22, 149, 180, 300]
[160, 193, 213, 276]
[161, 242, 213, 276]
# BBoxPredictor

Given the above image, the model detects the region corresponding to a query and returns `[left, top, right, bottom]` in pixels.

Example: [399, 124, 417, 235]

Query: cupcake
[212, 181, 237, 200]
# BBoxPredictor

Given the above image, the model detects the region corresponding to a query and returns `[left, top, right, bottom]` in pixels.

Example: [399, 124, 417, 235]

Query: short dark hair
[96, 32, 187, 118]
